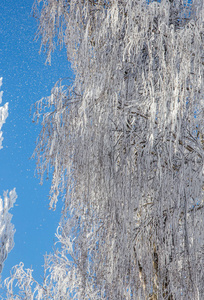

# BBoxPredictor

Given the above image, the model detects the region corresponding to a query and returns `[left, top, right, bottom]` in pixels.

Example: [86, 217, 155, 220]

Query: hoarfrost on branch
[4, 1, 204, 299]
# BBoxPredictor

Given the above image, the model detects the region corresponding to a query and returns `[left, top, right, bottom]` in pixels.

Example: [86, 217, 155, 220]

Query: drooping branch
[8, 1, 203, 299]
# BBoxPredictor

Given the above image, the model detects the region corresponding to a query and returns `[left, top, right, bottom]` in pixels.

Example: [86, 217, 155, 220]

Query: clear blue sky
[0, 0, 72, 284]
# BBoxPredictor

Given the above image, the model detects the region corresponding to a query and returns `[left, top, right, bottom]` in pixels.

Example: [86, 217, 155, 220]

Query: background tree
[0, 78, 17, 277]
[4, 1, 204, 299]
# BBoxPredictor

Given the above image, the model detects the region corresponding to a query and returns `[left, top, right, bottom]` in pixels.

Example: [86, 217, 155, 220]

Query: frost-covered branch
[6, 1, 203, 299]
[0, 189, 17, 276]
[0, 79, 17, 277]
[31, 1, 204, 299]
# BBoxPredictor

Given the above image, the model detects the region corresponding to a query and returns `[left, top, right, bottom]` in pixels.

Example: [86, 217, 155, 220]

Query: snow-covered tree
[4, 1, 204, 299]
[0, 78, 17, 277]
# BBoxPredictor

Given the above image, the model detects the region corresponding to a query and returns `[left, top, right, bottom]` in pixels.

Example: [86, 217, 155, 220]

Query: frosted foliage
[6, 0, 203, 299]
[0, 78, 8, 150]
[0, 189, 17, 275]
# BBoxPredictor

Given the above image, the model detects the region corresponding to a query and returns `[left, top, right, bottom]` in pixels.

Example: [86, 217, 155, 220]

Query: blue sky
[0, 0, 72, 284]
